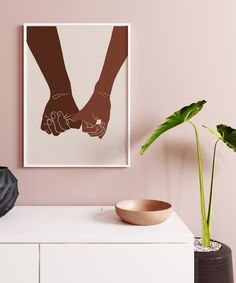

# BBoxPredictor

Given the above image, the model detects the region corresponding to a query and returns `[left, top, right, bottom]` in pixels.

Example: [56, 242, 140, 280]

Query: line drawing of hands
[41, 92, 81, 136]
[72, 89, 111, 139]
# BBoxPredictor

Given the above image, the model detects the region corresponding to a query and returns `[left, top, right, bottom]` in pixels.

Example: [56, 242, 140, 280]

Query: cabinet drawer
[0, 244, 38, 283]
[41, 244, 193, 283]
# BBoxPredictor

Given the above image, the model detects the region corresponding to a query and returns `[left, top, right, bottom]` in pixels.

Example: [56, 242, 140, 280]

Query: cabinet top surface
[0, 206, 193, 243]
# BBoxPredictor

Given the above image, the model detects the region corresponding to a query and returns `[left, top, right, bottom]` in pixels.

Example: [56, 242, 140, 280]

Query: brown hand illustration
[27, 26, 81, 136]
[72, 88, 111, 139]
[41, 92, 81, 136]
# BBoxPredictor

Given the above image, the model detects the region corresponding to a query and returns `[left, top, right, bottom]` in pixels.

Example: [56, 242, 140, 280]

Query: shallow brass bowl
[115, 199, 172, 226]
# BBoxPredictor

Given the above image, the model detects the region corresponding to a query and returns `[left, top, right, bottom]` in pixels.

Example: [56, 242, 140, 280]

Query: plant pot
[195, 238, 234, 283]
[0, 166, 19, 217]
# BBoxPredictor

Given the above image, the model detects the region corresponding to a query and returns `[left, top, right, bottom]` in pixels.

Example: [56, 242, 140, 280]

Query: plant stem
[207, 139, 220, 228]
[188, 121, 210, 247]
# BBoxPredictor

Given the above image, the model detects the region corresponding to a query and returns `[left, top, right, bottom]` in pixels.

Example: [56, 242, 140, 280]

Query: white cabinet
[41, 243, 193, 283]
[0, 244, 38, 283]
[0, 206, 194, 283]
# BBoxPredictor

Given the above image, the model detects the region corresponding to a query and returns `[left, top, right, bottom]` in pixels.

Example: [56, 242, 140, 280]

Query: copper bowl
[115, 199, 172, 225]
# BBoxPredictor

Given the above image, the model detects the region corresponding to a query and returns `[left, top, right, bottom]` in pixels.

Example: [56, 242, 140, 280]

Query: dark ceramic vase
[0, 167, 19, 217]
[195, 240, 234, 283]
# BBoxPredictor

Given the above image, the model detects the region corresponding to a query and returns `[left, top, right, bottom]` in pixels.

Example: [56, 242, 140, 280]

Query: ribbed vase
[195, 239, 234, 283]
[0, 167, 19, 217]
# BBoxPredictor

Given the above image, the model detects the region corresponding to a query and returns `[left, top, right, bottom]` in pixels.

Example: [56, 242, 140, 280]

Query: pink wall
[1, 0, 236, 270]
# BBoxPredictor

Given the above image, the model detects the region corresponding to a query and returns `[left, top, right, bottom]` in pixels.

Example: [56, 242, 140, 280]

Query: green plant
[140, 100, 236, 247]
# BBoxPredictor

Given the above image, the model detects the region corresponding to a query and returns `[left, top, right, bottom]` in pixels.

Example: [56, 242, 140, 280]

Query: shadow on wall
[130, 116, 161, 148]
[126, 112, 212, 207]
[136, 138, 211, 206]
[164, 140, 212, 213]
[17, 26, 23, 168]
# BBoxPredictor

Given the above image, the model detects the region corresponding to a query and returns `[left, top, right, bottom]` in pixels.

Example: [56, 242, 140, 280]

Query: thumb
[71, 111, 81, 122]
[66, 111, 82, 129]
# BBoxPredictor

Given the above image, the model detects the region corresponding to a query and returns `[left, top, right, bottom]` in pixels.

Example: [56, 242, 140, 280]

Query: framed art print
[23, 23, 130, 167]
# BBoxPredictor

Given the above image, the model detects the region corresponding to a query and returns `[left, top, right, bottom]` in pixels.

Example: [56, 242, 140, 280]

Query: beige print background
[25, 25, 128, 166]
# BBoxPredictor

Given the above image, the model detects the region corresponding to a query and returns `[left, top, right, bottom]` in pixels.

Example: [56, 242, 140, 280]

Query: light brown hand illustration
[27, 26, 81, 136]
[72, 88, 111, 139]
[71, 26, 128, 139]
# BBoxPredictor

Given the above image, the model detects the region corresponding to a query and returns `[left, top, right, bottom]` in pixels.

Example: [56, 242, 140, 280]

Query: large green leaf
[217, 124, 236, 152]
[140, 100, 206, 154]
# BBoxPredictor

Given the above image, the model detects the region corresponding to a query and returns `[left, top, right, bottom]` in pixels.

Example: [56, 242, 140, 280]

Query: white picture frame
[23, 23, 130, 167]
